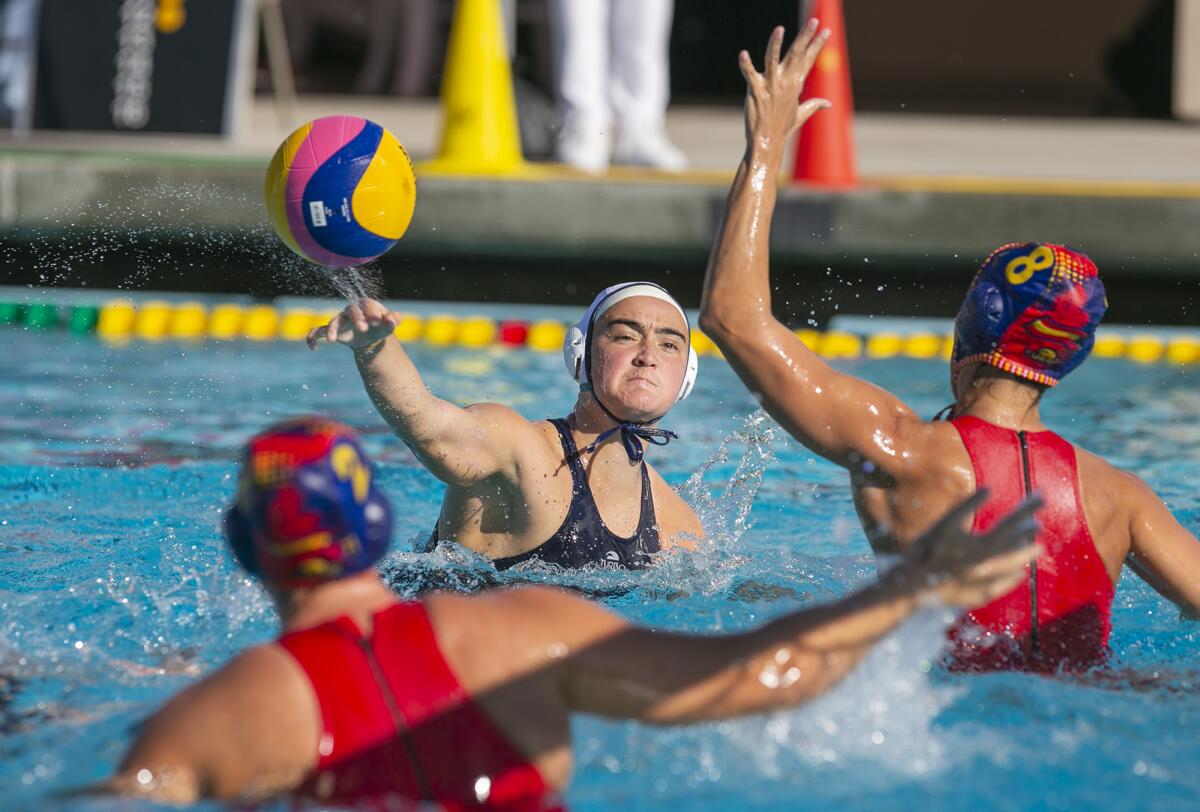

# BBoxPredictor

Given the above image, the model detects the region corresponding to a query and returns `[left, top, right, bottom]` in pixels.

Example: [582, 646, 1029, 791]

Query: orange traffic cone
[792, 0, 857, 186]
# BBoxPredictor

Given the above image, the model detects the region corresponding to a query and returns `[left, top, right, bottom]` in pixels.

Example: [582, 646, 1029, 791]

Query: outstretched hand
[738, 19, 832, 149]
[306, 297, 399, 351]
[891, 489, 1043, 609]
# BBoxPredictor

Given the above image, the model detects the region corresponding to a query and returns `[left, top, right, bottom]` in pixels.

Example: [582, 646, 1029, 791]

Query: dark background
[33, 0, 240, 133]
[276, 0, 1175, 117]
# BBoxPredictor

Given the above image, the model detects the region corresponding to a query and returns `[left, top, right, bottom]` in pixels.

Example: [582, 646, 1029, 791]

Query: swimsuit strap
[551, 417, 654, 543]
[548, 418, 589, 482]
[636, 456, 656, 530]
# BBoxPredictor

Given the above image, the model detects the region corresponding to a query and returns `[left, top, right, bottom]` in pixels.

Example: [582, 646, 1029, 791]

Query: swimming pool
[1, 323, 1198, 811]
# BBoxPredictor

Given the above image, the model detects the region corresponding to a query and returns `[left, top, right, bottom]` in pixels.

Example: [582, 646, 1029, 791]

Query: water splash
[573, 607, 985, 804]
[320, 264, 384, 303]
[5, 178, 379, 302]
[678, 409, 777, 555]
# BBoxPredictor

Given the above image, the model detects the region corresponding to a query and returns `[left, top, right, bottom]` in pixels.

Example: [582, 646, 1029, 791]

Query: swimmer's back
[853, 414, 1133, 575]
[280, 599, 559, 808]
[116, 592, 576, 804]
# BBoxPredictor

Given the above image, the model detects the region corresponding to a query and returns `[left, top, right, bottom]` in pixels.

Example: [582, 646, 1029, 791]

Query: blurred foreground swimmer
[105, 417, 1040, 807]
[308, 283, 704, 571]
[699, 20, 1200, 673]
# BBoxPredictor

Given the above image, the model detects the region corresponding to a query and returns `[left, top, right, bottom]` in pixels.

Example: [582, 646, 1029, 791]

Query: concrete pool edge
[3, 152, 1200, 282]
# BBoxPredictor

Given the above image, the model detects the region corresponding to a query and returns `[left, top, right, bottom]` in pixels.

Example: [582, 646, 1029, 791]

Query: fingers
[737, 50, 754, 82]
[764, 25, 783, 71]
[303, 298, 401, 351]
[940, 543, 1042, 607]
[971, 543, 1041, 580]
[796, 27, 832, 75]
[360, 297, 387, 320]
[738, 50, 764, 94]
[325, 311, 342, 343]
[795, 97, 832, 127]
[347, 301, 368, 333]
[930, 487, 991, 535]
[360, 299, 399, 333]
[783, 17, 820, 66]
[980, 494, 1044, 550]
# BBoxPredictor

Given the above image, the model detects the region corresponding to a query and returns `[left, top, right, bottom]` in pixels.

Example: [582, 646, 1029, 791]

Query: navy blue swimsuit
[428, 418, 661, 571]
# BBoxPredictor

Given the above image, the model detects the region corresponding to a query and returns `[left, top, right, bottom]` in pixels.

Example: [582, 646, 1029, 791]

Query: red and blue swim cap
[224, 417, 393, 586]
[952, 243, 1107, 390]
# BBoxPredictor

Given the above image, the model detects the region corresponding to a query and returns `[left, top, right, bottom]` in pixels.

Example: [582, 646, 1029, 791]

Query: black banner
[32, 0, 248, 135]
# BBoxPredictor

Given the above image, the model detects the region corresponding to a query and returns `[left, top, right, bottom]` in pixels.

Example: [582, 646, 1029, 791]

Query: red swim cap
[224, 417, 393, 586]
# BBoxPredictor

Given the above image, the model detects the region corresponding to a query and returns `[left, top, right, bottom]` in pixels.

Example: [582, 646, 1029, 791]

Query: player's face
[589, 297, 689, 422]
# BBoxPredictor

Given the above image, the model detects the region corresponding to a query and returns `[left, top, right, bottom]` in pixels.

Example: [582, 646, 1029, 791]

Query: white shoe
[556, 121, 609, 174]
[612, 126, 688, 172]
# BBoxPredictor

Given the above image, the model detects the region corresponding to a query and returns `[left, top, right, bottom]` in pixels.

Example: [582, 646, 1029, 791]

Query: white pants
[550, 0, 674, 132]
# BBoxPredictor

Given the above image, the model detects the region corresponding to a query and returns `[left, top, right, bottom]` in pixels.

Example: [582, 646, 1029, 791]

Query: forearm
[354, 338, 515, 485]
[771, 575, 918, 646]
[697, 139, 870, 463]
[353, 336, 448, 445]
[641, 576, 921, 724]
[1128, 551, 1200, 619]
[698, 143, 786, 339]
[737, 576, 919, 703]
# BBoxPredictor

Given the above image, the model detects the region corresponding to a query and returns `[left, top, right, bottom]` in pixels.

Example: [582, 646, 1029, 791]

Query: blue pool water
[1, 326, 1198, 811]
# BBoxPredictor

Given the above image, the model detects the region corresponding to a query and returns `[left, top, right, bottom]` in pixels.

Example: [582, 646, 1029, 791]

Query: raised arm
[1123, 474, 1200, 619]
[308, 299, 530, 486]
[698, 23, 920, 476]
[528, 491, 1039, 724]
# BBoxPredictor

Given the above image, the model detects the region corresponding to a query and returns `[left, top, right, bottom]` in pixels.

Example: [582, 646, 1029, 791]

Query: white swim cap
[562, 282, 698, 402]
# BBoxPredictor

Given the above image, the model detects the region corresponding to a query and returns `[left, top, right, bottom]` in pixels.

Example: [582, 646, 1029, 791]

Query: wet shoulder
[1075, 441, 1137, 561]
[886, 415, 971, 481]
[465, 404, 563, 467]
[462, 401, 536, 433]
[1074, 443, 1138, 543]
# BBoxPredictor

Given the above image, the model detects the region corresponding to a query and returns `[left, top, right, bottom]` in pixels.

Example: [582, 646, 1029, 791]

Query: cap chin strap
[578, 385, 678, 465]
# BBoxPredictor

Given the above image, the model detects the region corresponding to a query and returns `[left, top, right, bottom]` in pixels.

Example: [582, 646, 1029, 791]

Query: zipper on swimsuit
[355, 636, 434, 801]
[1017, 431, 1039, 655]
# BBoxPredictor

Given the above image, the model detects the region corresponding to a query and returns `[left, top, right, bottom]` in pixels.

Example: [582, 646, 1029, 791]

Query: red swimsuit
[278, 601, 563, 810]
[947, 415, 1115, 673]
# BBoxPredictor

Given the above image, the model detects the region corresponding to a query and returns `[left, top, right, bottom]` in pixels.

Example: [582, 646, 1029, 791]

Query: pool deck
[3, 95, 1200, 295]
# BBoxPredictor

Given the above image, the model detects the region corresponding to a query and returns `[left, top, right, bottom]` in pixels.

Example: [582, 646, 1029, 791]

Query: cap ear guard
[223, 501, 260, 577]
[563, 324, 587, 383]
[353, 485, 394, 569]
[678, 344, 698, 401]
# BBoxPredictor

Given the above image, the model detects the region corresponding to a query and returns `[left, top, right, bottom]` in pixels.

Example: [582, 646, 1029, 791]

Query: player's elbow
[757, 653, 845, 713]
[698, 308, 763, 350]
[697, 307, 735, 341]
[112, 750, 204, 804]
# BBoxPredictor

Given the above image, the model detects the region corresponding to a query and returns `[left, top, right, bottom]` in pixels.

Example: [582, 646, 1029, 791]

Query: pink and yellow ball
[264, 115, 417, 267]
